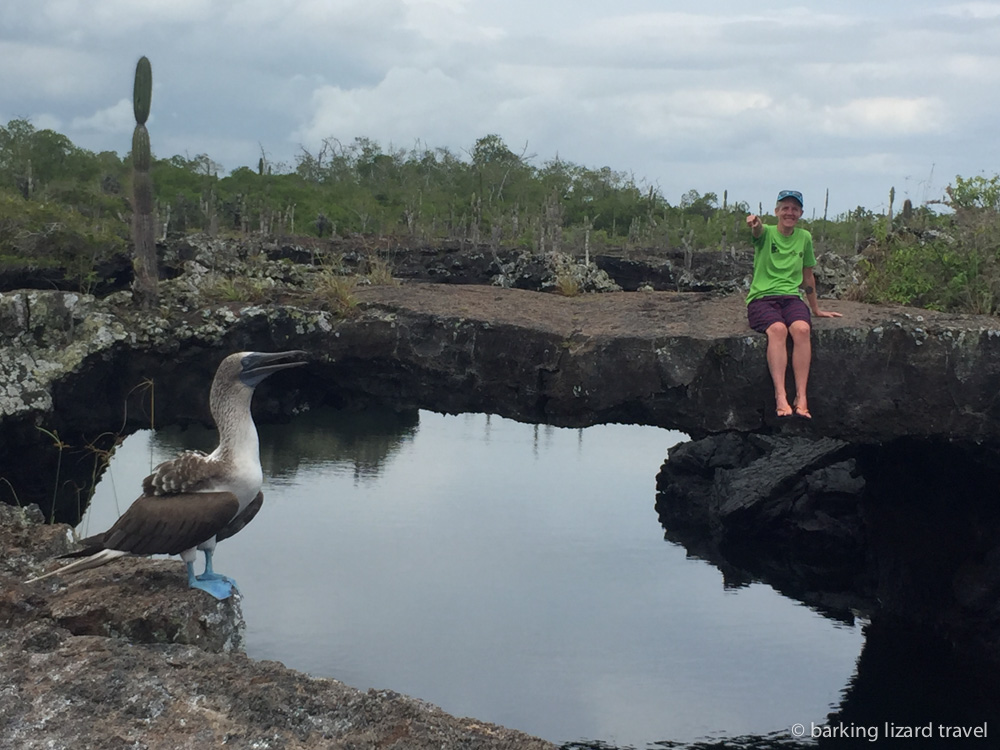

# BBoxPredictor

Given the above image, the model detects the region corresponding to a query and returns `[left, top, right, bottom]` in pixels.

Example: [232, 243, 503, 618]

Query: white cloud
[401, 0, 504, 44]
[53, 0, 211, 27]
[937, 2, 1000, 20]
[27, 113, 65, 133]
[820, 97, 947, 137]
[297, 67, 468, 148]
[662, 89, 774, 122]
[943, 53, 1000, 82]
[70, 98, 135, 135]
[0, 41, 109, 100]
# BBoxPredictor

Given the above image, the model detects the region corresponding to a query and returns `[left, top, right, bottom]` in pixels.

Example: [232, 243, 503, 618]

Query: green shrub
[0, 188, 127, 289]
[856, 213, 1000, 314]
[853, 174, 1000, 314]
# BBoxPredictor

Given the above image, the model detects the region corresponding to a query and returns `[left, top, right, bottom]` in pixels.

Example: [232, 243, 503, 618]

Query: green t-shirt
[746, 224, 816, 304]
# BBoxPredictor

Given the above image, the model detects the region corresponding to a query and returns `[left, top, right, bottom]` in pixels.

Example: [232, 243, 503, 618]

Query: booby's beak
[239, 350, 308, 387]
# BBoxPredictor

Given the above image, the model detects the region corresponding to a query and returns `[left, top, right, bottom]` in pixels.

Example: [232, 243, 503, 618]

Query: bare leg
[789, 320, 812, 417]
[764, 322, 792, 416]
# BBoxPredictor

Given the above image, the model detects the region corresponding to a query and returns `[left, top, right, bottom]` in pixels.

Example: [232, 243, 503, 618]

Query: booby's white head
[209, 350, 307, 412]
[208, 350, 306, 458]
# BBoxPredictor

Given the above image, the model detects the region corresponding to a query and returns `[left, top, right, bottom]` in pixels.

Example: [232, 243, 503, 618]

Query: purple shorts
[747, 295, 812, 333]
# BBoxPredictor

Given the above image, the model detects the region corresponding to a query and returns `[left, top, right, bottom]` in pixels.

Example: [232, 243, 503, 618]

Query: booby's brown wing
[141, 451, 221, 496]
[216, 490, 264, 543]
[82, 492, 240, 556]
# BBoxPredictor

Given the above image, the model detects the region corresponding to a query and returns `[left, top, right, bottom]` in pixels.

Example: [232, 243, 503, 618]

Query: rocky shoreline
[1, 503, 556, 749]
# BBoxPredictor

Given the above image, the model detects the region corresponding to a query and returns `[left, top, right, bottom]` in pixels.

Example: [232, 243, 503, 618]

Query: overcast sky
[4, 0, 999, 217]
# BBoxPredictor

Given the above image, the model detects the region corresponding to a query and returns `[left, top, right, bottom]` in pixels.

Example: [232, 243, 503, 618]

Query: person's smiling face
[775, 198, 803, 235]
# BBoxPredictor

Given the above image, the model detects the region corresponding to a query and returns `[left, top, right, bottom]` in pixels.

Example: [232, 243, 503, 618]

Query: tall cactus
[131, 56, 158, 308]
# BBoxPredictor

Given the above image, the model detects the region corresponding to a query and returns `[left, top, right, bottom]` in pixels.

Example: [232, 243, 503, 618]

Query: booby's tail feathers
[25, 549, 129, 584]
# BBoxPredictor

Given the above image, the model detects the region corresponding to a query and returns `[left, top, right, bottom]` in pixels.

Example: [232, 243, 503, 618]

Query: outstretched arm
[746, 213, 763, 238]
[802, 266, 842, 318]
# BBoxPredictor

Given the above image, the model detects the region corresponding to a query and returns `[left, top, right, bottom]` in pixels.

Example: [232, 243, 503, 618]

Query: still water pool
[79, 408, 865, 748]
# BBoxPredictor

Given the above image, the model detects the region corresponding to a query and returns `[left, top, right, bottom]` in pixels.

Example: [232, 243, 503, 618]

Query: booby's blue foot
[194, 549, 239, 590]
[198, 571, 239, 590]
[190, 576, 236, 600]
[186, 562, 238, 600]
[197, 570, 234, 582]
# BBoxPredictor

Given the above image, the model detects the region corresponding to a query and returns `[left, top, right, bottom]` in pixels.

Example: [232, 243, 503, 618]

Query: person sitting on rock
[745, 190, 841, 419]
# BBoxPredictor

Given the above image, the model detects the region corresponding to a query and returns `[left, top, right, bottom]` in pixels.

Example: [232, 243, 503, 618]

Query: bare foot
[776, 401, 793, 418]
[793, 403, 812, 419]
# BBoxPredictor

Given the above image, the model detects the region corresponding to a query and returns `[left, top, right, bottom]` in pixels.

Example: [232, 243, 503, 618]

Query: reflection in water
[830, 616, 1000, 737]
[81, 408, 867, 748]
[148, 406, 420, 482]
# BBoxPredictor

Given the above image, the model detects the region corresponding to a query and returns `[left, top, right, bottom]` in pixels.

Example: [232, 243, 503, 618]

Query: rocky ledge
[3, 232, 1000, 449]
[0, 504, 554, 750]
[5, 282, 1000, 446]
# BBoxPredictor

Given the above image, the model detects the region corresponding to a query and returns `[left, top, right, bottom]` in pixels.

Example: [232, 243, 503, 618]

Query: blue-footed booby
[26, 350, 307, 599]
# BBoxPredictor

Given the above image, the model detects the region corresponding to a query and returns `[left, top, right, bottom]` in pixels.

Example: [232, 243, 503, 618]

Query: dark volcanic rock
[593, 247, 755, 293]
[0, 253, 133, 297]
[334, 283, 1000, 446]
[655, 433, 867, 598]
[655, 432, 1000, 663]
